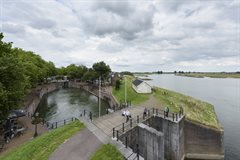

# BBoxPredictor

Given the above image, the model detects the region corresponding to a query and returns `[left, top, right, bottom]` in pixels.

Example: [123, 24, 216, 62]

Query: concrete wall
[146, 116, 185, 160]
[118, 115, 224, 160]
[24, 83, 60, 116]
[184, 120, 224, 159]
[138, 123, 164, 160]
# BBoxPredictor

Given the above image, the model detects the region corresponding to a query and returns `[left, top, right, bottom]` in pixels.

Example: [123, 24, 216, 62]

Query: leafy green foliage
[0, 33, 57, 120]
[90, 144, 124, 160]
[92, 61, 111, 79]
[0, 121, 85, 160]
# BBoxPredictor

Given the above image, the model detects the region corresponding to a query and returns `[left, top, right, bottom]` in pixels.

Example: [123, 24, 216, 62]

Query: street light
[32, 112, 42, 137]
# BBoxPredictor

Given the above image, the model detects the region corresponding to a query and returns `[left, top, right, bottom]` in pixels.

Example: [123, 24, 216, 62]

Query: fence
[46, 117, 78, 129]
[112, 107, 184, 142]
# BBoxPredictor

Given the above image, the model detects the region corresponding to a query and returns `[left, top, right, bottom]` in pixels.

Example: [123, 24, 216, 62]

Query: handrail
[112, 107, 184, 139]
[46, 117, 77, 129]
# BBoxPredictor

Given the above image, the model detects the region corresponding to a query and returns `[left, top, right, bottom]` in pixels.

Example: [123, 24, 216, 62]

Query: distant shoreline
[176, 73, 240, 78]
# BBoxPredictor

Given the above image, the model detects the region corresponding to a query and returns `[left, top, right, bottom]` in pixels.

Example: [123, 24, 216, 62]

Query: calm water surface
[36, 88, 109, 123]
[147, 74, 240, 160]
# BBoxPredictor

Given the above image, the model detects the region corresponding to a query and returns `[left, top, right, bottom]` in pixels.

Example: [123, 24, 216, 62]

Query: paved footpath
[48, 128, 102, 160]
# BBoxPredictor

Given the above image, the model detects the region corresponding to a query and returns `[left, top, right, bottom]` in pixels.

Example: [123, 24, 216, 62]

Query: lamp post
[32, 112, 42, 137]
[125, 76, 127, 105]
[99, 76, 101, 118]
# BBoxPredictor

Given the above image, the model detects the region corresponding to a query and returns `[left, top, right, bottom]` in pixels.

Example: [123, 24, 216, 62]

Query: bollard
[90, 112, 92, 121]
[56, 122, 58, 128]
[130, 119, 132, 128]
[137, 116, 139, 123]
[172, 113, 175, 121]
[113, 128, 115, 138]
[64, 120, 66, 125]
[117, 130, 119, 141]
[122, 123, 125, 132]
[125, 136, 128, 148]
[164, 111, 166, 118]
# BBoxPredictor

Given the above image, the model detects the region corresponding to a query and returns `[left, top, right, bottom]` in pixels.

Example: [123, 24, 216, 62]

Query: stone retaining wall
[24, 83, 60, 116]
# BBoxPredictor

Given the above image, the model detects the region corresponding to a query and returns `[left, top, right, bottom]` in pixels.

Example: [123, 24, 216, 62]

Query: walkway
[49, 128, 102, 160]
[92, 106, 145, 136]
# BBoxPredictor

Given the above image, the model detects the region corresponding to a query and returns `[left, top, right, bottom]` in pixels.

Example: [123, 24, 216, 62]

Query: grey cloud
[92, 1, 133, 17]
[80, 2, 155, 40]
[30, 18, 56, 29]
[2, 23, 25, 34]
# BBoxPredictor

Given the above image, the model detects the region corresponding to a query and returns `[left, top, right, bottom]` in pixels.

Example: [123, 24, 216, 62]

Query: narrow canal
[36, 88, 109, 124]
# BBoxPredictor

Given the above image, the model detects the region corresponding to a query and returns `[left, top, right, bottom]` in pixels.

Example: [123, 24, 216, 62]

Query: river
[36, 88, 109, 123]
[147, 74, 240, 160]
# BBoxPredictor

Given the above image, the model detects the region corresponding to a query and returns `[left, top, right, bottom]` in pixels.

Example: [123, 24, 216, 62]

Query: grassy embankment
[0, 121, 85, 160]
[112, 76, 221, 129]
[112, 76, 150, 105]
[90, 144, 124, 160]
[177, 73, 240, 78]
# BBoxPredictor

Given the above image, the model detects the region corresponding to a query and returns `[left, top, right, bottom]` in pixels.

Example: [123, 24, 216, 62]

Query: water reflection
[36, 88, 109, 123]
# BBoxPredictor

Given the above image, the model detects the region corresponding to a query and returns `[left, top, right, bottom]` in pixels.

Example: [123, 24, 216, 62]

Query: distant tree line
[0, 33, 111, 120]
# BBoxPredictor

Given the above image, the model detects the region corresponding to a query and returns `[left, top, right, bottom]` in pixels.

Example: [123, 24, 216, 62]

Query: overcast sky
[1, 0, 239, 72]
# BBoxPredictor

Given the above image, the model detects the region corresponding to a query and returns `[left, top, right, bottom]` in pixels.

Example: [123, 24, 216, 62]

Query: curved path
[49, 128, 102, 160]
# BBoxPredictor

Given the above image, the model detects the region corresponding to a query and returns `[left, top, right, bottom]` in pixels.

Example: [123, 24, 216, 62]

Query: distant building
[132, 79, 152, 93]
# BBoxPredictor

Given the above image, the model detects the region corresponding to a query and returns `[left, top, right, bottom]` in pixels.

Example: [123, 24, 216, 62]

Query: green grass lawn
[90, 144, 124, 160]
[112, 76, 150, 105]
[0, 121, 85, 160]
[153, 88, 220, 129]
[112, 76, 221, 129]
[177, 73, 240, 78]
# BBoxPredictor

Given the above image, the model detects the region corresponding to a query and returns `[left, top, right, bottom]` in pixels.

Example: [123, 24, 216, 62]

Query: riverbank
[112, 76, 221, 129]
[0, 83, 60, 155]
[176, 73, 240, 78]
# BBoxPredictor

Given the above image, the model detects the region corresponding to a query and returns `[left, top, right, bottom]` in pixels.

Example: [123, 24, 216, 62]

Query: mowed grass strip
[0, 121, 85, 160]
[90, 144, 124, 160]
[112, 76, 150, 105]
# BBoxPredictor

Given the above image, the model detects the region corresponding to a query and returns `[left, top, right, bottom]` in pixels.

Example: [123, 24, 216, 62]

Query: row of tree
[0, 33, 111, 120]
[57, 61, 111, 81]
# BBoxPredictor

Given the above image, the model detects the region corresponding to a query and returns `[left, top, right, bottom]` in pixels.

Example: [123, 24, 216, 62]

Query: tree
[92, 61, 111, 79]
[0, 33, 28, 119]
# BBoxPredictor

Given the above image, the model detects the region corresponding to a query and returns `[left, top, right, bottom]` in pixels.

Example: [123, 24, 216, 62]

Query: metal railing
[112, 107, 184, 141]
[46, 117, 78, 129]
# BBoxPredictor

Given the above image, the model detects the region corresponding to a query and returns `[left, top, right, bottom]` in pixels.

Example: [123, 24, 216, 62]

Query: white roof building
[132, 79, 152, 94]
